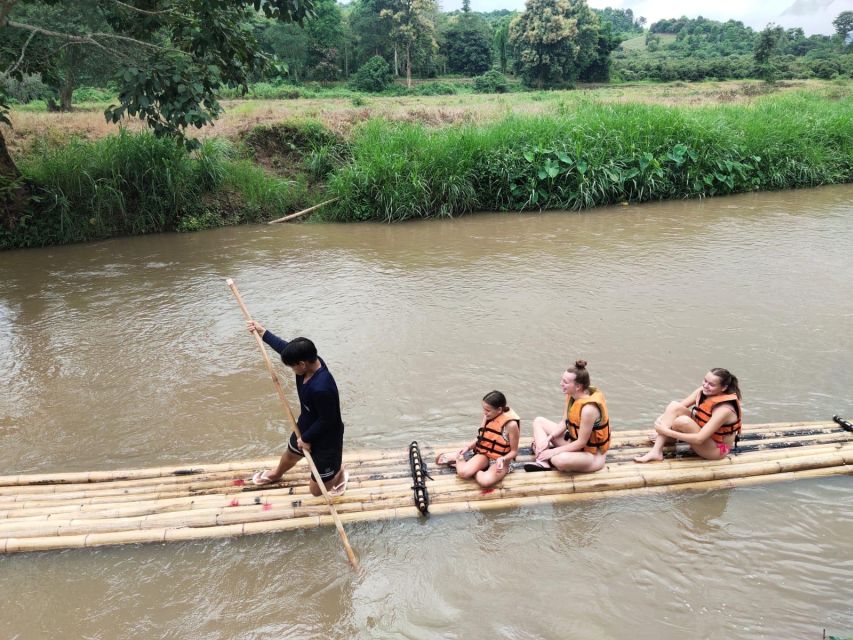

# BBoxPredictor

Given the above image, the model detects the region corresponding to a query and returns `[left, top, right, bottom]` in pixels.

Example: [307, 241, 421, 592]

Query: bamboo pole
[267, 198, 339, 224]
[0, 420, 843, 488]
[2, 444, 849, 539]
[2, 463, 848, 554]
[0, 440, 848, 519]
[226, 277, 358, 570]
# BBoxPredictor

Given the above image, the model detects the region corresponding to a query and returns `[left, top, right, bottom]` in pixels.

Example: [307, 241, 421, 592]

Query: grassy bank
[323, 91, 852, 221]
[1, 86, 851, 248]
[1, 132, 309, 248]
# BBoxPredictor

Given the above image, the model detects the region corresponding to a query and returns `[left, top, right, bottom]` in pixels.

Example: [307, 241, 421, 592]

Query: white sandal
[328, 470, 349, 497]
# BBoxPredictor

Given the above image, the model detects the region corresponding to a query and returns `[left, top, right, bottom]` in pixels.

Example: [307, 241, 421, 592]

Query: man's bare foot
[634, 450, 664, 463]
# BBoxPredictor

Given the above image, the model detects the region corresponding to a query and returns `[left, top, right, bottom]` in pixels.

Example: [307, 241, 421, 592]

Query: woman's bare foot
[634, 450, 664, 463]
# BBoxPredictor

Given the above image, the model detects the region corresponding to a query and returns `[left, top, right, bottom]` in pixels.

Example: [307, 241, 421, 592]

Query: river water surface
[1, 185, 852, 639]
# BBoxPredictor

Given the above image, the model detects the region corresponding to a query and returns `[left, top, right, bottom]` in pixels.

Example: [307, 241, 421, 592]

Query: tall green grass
[2, 132, 308, 248]
[325, 91, 852, 221]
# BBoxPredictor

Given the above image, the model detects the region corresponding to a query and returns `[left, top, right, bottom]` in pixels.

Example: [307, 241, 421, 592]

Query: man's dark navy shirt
[262, 330, 344, 451]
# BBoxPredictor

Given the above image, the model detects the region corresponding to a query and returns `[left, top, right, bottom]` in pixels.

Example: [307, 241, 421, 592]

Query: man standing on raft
[246, 321, 348, 497]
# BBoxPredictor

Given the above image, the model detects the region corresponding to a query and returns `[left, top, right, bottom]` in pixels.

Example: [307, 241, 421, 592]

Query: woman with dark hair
[525, 360, 611, 473]
[634, 368, 742, 463]
[434, 390, 521, 488]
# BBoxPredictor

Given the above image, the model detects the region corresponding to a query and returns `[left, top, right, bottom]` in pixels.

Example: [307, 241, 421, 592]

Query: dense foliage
[614, 15, 853, 82]
[0, 131, 309, 248]
[326, 92, 852, 221]
[349, 54, 392, 92]
[509, 0, 602, 88]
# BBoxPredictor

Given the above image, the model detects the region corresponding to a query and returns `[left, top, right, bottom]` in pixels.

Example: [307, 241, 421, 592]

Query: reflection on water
[0, 185, 851, 638]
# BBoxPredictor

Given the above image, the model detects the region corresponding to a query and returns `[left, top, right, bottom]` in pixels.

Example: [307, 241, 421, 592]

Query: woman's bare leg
[550, 451, 606, 473]
[475, 460, 510, 487]
[456, 454, 489, 479]
[634, 401, 690, 463]
[531, 417, 564, 455]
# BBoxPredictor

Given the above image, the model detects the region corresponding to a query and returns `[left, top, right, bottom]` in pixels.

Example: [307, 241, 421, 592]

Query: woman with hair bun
[525, 360, 611, 473]
[634, 368, 742, 463]
[434, 390, 521, 488]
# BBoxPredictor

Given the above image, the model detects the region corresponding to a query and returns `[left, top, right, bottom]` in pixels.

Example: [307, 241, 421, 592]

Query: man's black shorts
[287, 432, 342, 481]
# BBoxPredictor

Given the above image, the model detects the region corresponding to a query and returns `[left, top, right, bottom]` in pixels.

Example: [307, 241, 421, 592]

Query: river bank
[1, 81, 850, 247]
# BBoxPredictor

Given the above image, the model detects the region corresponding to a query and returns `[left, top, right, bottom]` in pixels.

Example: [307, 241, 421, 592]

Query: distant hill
[620, 34, 677, 51]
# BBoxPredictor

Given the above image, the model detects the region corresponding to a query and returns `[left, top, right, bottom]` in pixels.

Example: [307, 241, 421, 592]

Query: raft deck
[1, 421, 851, 553]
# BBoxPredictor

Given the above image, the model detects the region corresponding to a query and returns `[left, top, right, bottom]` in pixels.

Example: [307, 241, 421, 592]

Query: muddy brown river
[1, 185, 851, 639]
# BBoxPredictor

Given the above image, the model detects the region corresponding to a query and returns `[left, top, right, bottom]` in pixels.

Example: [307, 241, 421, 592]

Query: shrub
[349, 56, 392, 93]
[413, 82, 457, 96]
[473, 70, 509, 94]
[0, 72, 50, 103]
[72, 86, 116, 103]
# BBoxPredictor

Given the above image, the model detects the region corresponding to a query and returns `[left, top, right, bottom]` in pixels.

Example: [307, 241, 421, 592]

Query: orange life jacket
[473, 409, 520, 459]
[692, 392, 742, 444]
[565, 388, 611, 455]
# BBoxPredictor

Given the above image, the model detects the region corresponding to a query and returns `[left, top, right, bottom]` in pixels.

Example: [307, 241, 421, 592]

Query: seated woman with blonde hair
[435, 390, 520, 488]
[525, 360, 611, 473]
[634, 368, 742, 463]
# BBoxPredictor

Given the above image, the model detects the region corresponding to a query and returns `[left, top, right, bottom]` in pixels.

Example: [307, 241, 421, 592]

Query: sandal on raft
[523, 460, 552, 473]
[328, 470, 349, 497]
[252, 470, 279, 486]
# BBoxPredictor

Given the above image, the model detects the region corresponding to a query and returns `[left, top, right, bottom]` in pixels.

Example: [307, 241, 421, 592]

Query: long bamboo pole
[226, 277, 358, 570]
[267, 198, 339, 224]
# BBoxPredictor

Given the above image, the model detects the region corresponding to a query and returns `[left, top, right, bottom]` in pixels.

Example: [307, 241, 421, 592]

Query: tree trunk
[60, 75, 75, 111]
[0, 130, 31, 228]
[59, 49, 78, 111]
[406, 46, 412, 88]
[394, 46, 399, 76]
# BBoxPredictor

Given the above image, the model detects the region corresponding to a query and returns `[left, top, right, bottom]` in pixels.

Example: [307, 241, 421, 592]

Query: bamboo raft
[1, 420, 851, 554]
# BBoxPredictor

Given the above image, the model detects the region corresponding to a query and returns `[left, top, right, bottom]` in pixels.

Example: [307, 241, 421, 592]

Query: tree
[304, 0, 344, 78]
[349, 54, 391, 91]
[509, 0, 601, 88]
[348, 0, 395, 70]
[833, 11, 853, 47]
[754, 23, 784, 81]
[0, 0, 315, 225]
[380, 0, 438, 87]
[493, 16, 511, 73]
[443, 8, 492, 75]
[581, 19, 620, 82]
[258, 19, 310, 81]
[0, 1, 118, 111]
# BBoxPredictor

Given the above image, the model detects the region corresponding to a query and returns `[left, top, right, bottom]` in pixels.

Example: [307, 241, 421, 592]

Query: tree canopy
[509, 0, 601, 88]
[1, 0, 316, 147]
[0, 0, 316, 223]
